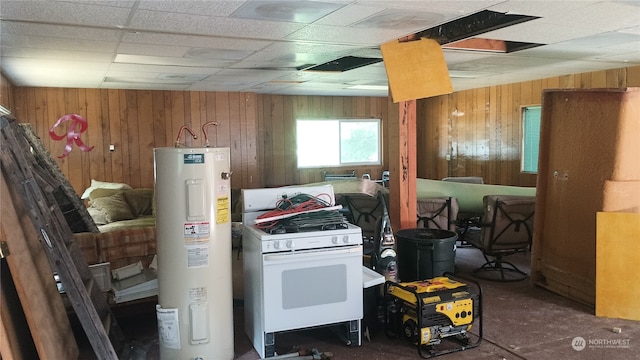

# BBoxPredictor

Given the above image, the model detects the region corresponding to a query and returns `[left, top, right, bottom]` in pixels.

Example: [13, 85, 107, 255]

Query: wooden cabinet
[531, 88, 640, 307]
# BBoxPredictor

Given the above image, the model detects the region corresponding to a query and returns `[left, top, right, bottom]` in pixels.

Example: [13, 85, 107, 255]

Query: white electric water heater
[154, 147, 234, 360]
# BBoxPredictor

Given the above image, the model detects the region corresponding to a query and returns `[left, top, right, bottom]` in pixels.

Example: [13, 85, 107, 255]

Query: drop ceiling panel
[106, 63, 224, 76]
[287, 24, 418, 46]
[349, 9, 448, 30]
[2, 57, 109, 86]
[481, 20, 606, 44]
[1, 22, 122, 42]
[129, 10, 305, 39]
[101, 82, 189, 91]
[598, 52, 640, 63]
[1, 0, 638, 96]
[488, 0, 594, 18]
[559, 32, 640, 48]
[117, 43, 191, 57]
[136, 0, 243, 16]
[4, 34, 117, 53]
[0, 1, 133, 27]
[562, 2, 640, 31]
[230, 0, 343, 23]
[374, 0, 503, 14]
[314, 4, 387, 26]
[2, 48, 115, 62]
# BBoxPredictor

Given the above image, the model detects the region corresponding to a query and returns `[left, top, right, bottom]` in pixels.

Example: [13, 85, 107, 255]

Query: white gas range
[242, 185, 363, 358]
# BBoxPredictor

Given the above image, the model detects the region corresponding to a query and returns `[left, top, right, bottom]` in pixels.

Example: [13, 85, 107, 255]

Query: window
[522, 106, 541, 173]
[296, 119, 381, 168]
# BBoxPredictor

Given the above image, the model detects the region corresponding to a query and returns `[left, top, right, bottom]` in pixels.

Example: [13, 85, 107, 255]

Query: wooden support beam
[388, 100, 417, 231]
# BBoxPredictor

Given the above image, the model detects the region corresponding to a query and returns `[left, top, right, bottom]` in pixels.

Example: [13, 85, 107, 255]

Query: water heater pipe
[201, 121, 218, 147]
[175, 125, 198, 147]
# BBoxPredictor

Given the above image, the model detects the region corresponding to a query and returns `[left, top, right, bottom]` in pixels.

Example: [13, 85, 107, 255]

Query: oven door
[262, 245, 363, 332]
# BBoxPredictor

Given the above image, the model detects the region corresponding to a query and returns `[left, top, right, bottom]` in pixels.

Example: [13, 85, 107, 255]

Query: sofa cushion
[90, 191, 134, 223]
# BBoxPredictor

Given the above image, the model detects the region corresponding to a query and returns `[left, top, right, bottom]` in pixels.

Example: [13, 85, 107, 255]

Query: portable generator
[384, 275, 482, 358]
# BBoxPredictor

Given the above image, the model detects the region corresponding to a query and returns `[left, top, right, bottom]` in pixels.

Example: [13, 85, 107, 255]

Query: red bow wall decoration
[49, 114, 95, 158]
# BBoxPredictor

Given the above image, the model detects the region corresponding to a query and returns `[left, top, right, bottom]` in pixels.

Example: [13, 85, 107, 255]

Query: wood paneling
[11, 89, 259, 195]
[417, 66, 640, 186]
[6, 65, 640, 195]
[0, 73, 14, 112]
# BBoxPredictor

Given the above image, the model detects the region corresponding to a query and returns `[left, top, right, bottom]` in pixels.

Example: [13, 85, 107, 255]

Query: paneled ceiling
[1, 0, 639, 97]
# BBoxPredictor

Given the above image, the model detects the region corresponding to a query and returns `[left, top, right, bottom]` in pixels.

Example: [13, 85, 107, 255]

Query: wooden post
[388, 100, 417, 231]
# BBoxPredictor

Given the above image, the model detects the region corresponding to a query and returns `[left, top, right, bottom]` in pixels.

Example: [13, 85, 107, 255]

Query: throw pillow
[87, 205, 108, 225]
[80, 179, 132, 199]
[90, 192, 134, 223]
[123, 188, 154, 216]
[89, 188, 122, 201]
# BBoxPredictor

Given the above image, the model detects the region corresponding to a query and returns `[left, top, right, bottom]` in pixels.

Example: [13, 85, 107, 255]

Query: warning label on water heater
[185, 244, 209, 268]
[184, 222, 210, 238]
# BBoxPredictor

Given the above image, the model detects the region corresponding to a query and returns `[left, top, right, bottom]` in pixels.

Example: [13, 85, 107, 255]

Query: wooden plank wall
[5, 65, 640, 194]
[417, 65, 640, 186]
[0, 73, 14, 112]
[257, 94, 393, 187]
[10, 89, 259, 195]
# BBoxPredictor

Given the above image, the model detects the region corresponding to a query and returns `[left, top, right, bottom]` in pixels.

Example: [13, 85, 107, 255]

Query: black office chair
[466, 195, 535, 281]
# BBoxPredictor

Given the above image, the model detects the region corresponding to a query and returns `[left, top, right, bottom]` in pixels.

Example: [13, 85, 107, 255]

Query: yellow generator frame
[384, 274, 483, 358]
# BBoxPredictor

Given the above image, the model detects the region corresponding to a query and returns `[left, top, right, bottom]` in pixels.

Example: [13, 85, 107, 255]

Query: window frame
[296, 118, 382, 169]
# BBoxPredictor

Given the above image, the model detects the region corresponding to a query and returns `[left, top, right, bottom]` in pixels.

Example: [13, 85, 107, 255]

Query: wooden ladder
[0, 116, 124, 359]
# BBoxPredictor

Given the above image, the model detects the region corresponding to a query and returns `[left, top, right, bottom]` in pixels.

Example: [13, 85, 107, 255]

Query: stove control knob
[286, 240, 295, 249]
[342, 235, 350, 243]
[331, 236, 339, 244]
[273, 240, 281, 249]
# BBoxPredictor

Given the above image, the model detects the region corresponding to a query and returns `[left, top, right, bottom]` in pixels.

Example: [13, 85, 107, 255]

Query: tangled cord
[255, 193, 333, 229]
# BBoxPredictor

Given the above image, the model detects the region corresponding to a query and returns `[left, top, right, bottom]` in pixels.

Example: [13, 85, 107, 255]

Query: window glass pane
[522, 106, 541, 173]
[297, 120, 340, 167]
[296, 119, 380, 168]
[340, 121, 380, 164]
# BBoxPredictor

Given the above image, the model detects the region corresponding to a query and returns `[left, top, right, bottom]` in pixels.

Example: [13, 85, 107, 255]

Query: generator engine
[385, 276, 482, 358]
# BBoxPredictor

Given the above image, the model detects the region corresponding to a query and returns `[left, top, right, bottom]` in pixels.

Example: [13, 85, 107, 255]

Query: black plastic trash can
[396, 228, 458, 282]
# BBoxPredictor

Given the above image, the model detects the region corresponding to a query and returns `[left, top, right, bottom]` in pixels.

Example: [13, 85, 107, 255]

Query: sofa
[86, 187, 155, 232]
[74, 181, 243, 269]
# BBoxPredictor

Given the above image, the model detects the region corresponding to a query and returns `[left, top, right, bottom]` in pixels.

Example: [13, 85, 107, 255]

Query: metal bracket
[0, 241, 9, 258]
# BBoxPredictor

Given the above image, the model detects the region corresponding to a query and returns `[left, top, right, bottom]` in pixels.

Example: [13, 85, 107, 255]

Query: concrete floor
[77, 243, 640, 360]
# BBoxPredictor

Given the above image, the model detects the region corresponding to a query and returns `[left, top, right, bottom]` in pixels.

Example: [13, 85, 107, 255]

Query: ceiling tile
[481, 19, 604, 44]
[117, 43, 191, 57]
[230, 1, 344, 23]
[107, 63, 224, 75]
[1, 22, 122, 42]
[1, 0, 133, 27]
[2, 34, 117, 53]
[0, 0, 637, 96]
[129, 9, 305, 39]
[136, 1, 243, 16]
[121, 32, 272, 51]
[2, 47, 114, 62]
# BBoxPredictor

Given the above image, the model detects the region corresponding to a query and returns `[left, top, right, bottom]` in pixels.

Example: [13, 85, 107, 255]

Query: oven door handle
[263, 246, 361, 263]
